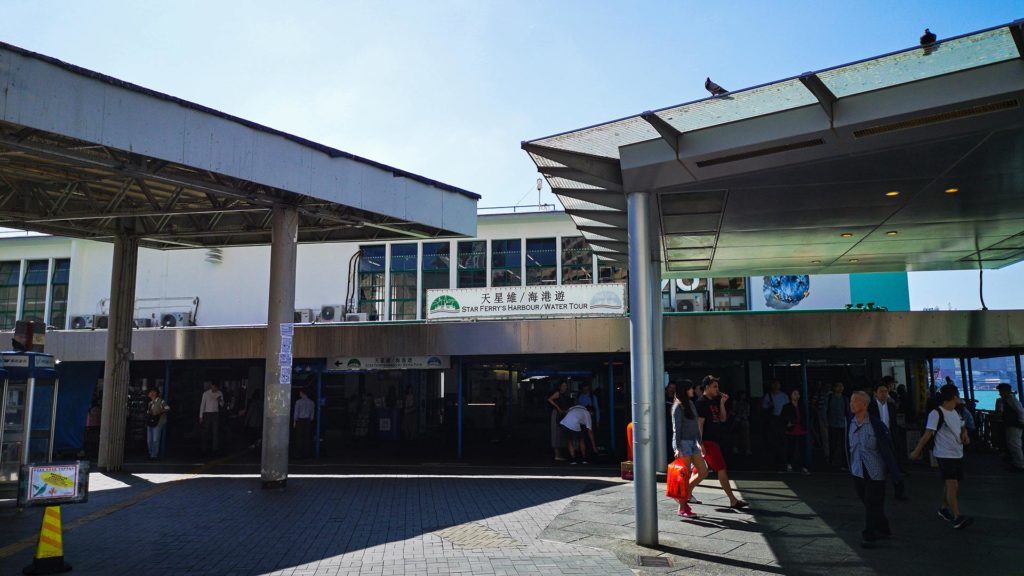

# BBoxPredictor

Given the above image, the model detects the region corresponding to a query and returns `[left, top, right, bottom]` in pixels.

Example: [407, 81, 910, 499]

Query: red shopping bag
[666, 458, 690, 500]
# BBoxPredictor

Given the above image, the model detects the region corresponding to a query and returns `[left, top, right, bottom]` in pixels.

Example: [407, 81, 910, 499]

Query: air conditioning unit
[294, 309, 314, 323]
[70, 315, 94, 330]
[94, 315, 110, 329]
[320, 305, 344, 323]
[134, 317, 154, 328]
[160, 312, 193, 328]
[676, 293, 705, 313]
[345, 312, 369, 322]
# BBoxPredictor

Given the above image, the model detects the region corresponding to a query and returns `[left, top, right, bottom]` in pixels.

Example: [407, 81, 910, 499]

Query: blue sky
[2, 1, 1022, 309]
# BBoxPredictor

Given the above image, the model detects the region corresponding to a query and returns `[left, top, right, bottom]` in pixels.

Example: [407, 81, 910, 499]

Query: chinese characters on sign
[326, 356, 450, 372]
[426, 284, 626, 321]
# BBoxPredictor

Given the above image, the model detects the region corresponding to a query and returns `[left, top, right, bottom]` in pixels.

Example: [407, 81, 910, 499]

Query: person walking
[910, 383, 972, 530]
[548, 381, 571, 461]
[996, 383, 1024, 471]
[293, 389, 316, 459]
[198, 382, 224, 456]
[780, 389, 809, 473]
[847, 391, 901, 548]
[761, 380, 788, 467]
[145, 388, 170, 460]
[577, 382, 601, 453]
[672, 380, 709, 518]
[869, 381, 908, 500]
[695, 375, 749, 510]
[559, 404, 596, 464]
[827, 382, 850, 470]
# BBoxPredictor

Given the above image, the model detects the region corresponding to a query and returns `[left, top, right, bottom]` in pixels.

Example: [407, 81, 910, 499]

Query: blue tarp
[54, 362, 103, 453]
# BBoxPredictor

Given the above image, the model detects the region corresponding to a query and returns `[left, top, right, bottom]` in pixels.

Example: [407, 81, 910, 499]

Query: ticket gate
[1, 352, 59, 493]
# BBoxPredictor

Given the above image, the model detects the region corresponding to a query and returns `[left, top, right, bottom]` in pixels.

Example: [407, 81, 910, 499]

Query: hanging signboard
[18, 461, 90, 507]
[425, 283, 627, 321]
[326, 356, 450, 372]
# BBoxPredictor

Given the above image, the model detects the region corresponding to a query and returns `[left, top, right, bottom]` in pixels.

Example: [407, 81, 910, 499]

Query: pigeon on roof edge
[705, 77, 728, 97]
[920, 28, 937, 46]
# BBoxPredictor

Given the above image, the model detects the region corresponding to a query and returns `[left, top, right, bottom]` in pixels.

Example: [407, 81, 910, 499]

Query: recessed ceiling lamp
[885, 230, 898, 236]
[849, 258, 860, 263]
[840, 232, 853, 238]
[945, 187, 959, 194]
[811, 260, 822, 264]
[885, 191, 900, 197]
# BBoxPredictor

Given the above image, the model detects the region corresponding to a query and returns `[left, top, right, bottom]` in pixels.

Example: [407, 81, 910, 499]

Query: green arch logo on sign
[429, 295, 460, 314]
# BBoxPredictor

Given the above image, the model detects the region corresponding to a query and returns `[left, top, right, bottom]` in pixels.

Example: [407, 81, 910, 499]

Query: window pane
[52, 259, 71, 285]
[23, 260, 48, 286]
[458, 241, 487, 288]
[599, 265, 627, 284]
[491, 239, 521, 287]
[358, 245, 386, 320]
[561, 237, 593, 284]
[49, 284, 69, 329]
[526, 238, 556, 286]
[422, 242, 450, 318]
[390, 244, 418, 272]
[0, 262, 18, 286]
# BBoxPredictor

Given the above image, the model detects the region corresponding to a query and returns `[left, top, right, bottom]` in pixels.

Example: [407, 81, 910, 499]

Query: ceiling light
[811, 260, 821, 264]
[840, 232, 853, 238]
[849, 258, 860, 263]
[945, 187, 959, 194]
[885, 191, 900, 197]
[885, 230, 898, 236]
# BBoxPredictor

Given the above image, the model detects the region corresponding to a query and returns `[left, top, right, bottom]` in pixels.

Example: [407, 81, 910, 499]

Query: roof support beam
[552, 188, 627, 211]
[568, 209, 628, 228]
[578, 226, 629, 242]
[1011, 20, 1024, 59]
[639, 111, 682, 153]
[798, 73, 838, 126]
[541, 167, 623, 192]
[522, 142, 624, 187]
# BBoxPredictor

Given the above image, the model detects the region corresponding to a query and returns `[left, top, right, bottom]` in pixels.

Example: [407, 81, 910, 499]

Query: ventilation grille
[695, 139, 825, 168]
[637, 555, 672, 567]
[854, 99, 1019, 138]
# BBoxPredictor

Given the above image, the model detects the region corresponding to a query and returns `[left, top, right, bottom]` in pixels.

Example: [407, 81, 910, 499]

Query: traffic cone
[22, 505, 71, 574]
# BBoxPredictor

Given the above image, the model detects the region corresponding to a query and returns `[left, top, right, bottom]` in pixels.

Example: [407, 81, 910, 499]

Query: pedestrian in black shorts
[911, 384, 972, 530]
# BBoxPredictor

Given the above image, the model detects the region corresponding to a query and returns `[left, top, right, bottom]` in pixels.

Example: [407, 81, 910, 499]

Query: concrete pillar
[627, 189, 657, 546]
[261, 205, 298, 488]
[98, 230, 139, 471]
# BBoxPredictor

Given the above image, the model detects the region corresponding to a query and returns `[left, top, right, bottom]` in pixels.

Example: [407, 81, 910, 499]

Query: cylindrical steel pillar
[261, 205, 298, 488]
[651, 266, 667, 473]
[98, 231, 139, 472]
[627, 189, 657, 546]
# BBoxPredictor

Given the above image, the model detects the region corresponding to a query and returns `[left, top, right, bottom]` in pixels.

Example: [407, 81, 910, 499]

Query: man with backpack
[910, 383, 972, 530]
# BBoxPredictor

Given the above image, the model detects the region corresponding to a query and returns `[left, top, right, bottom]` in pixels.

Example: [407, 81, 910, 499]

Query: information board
[17, 461, 90, 507]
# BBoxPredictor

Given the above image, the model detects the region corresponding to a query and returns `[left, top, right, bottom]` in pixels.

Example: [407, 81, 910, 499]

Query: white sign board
[28, 464, 79, 501]
[425, 283, 627, 321]
[327, 356, 450, 371]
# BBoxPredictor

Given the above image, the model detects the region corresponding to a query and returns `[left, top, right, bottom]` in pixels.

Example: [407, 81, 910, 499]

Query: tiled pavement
[1, 461, 1021, 575]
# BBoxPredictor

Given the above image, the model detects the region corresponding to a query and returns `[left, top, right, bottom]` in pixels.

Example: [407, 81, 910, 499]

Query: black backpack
[926, 408, 946, 453]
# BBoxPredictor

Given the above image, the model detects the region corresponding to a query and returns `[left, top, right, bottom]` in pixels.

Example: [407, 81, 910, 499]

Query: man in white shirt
[198, 382, 224, 456]
[559, 405, 595, 464]
[293, 389, 316, 459]
[911, 384, 971, 530]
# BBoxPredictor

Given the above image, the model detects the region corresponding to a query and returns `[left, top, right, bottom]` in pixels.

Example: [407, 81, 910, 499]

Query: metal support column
[162, 361, 171, 458]
[627, 189, 657, 546]
[1015, 353, 1023, 400]
[98, 229, 139, 472]
[315, 370, 322, 459]
[457, 357, 464, 459]
[965, 358, 974, 402]
[801, 356, 812, 466]
[261, 205, 298, 489]
[651, 268, 666, 474]
[608, 356, 616, 453]
[958, 358, 968, 398]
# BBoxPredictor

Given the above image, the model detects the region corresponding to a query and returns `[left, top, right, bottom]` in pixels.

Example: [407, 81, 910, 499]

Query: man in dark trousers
[869, 379, 908, 501]
[292, 389, 315, 459]
[848, 391, 901, 548]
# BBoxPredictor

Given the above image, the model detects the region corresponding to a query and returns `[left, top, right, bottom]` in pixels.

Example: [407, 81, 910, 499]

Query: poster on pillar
[279, 322, 294, 385]
[426, 284, 627, 321]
